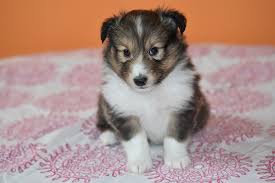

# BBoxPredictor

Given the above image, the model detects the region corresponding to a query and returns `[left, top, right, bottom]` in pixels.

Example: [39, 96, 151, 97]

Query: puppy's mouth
[133, 85, 155, 93]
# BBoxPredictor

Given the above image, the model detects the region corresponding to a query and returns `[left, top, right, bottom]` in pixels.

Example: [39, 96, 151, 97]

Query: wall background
[0, 0, 275, 58]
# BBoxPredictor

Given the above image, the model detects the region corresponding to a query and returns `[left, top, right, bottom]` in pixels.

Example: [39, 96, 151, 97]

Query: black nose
[134, 75, 148, 86]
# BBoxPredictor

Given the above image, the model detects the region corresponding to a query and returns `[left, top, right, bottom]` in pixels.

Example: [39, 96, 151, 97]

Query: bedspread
[0, 44, 275, 183]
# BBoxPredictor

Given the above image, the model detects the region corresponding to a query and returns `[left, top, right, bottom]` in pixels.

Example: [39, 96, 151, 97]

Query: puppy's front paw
[99, 131, 117, 145]
[164, 137, 191, 169]
[164, 156, 191, 169]
[123, 130, 152, 173]
[128, 155, 152, 174]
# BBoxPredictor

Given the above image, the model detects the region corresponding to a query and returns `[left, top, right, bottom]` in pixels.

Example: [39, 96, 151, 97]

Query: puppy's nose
[134, 75, 148, 86]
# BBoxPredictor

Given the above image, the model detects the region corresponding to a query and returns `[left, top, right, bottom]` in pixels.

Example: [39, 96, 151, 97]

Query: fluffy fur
[96, 8, 209, 173]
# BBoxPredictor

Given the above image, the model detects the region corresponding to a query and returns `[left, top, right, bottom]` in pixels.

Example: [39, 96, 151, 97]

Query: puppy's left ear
[159, 9, 187, 34]
[100, 16, 118, 43]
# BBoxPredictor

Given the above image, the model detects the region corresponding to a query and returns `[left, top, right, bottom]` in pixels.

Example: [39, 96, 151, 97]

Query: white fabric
[0, 45, 275, 183]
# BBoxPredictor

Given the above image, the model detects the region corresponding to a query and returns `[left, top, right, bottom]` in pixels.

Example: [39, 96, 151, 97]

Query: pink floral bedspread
[0, 45, 275, 183]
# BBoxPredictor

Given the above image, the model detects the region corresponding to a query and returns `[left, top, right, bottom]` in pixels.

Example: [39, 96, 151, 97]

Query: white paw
[163, 137, 191, 169]
[128, 156, 152, 174]
[164, 156, 191, 169]
[122, 130, 152, 173]
[99, 131, 117, 145]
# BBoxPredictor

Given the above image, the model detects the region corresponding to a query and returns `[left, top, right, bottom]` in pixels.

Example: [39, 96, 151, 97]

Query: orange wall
[0, 0, 275, 58]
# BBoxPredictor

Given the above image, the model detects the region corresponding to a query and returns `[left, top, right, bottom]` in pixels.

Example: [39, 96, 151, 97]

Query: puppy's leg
[164, 112, 193, 169]
[97, 96, 152, 173]
[97, 112, 118, 145]
[116, 116, 152, 174]
[97, 95, 118, 145]
[164, 91, 209, 169]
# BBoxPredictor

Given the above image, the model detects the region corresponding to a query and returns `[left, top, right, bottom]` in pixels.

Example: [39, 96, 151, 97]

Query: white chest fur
[102, 63, 194, 144]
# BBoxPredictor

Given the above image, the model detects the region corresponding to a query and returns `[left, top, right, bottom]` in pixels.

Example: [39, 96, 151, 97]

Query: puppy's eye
[149, 47, 158, 56]
[123, 49, 131, 57]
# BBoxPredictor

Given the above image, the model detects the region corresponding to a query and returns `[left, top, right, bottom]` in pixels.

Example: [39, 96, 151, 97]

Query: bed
[0, 44, 274, 183]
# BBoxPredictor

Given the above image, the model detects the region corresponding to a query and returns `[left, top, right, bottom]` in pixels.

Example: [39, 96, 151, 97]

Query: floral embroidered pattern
[205, 89, 272, 114]
[39, 144, 126, 183]
[146, 148, 252, 183]
[0, 60, 56, 86]
[267, 125, 275, 137]
[0, 143, 47, 173]
[219, 46, 275, 58]
[34, 89, 98, 112]
[62, 63, 102, 88]
[193, 115, 262, 150]
[0, 88, 31, 109]
[255, 151, 275, 182]
[0, 114, 79, 141]
[207, 61, 275, 87]
[80, 115, 100, 140]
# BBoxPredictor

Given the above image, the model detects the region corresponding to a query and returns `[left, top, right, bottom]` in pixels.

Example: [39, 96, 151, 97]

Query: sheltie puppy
[96, 8, 209, 173]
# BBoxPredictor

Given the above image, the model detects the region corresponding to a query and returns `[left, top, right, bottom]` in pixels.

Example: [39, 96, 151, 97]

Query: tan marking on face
[116, 45, 127, 51]
[160, 53, 178, 71]
[109, 47, 121, 73]
[117, 37, 136, 51]
[145, 35, 165, 49]
[153, 42, 165, 48]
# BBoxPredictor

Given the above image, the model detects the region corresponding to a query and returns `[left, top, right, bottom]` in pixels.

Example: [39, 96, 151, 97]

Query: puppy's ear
[158, 9, 187, 34]
[100, 16, 118, 43]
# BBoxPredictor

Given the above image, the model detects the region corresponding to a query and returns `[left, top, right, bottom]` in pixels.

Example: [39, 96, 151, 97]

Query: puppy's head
[101, 9, 188, 92]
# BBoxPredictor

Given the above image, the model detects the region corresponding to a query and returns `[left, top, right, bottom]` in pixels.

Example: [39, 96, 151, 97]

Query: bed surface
[0, 45, 274, 183]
